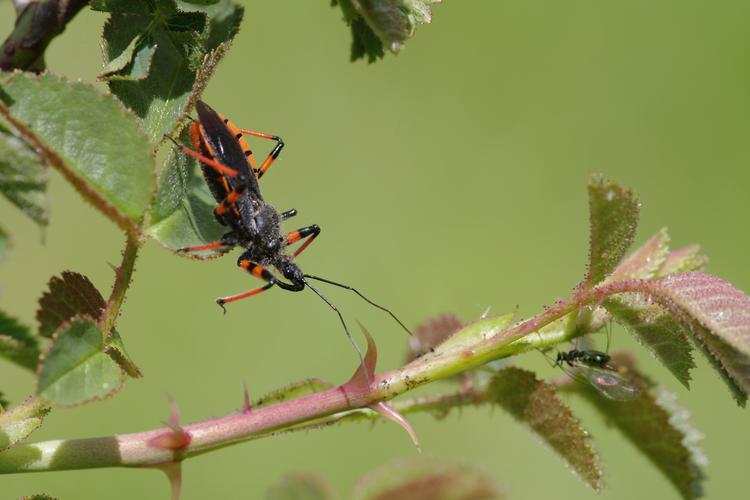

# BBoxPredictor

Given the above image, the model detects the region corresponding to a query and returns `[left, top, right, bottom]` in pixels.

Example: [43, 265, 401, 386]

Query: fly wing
[569, 365, 642, 401]
[195, 101, 261, 198]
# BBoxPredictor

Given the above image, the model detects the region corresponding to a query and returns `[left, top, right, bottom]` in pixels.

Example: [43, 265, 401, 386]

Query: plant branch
[0, 280, 644, 474]
[101, 232, 141, 337]
[0, 0, 89, 71]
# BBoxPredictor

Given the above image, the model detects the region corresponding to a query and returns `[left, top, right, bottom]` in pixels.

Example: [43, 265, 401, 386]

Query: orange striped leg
[237, 129, 284, 179]
[215, 259, 277, 312]
[177, 233, 237, 253]
[286, 224, 321, 258]
[164, 134, 239, 178]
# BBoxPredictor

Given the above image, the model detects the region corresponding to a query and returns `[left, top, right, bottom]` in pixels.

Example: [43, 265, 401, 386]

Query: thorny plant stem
[101, 233, 141, 337]
[0, 280, 641, 474]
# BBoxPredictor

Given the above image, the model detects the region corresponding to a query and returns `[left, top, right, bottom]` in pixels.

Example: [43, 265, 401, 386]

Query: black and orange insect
[165, 101, 410, 357]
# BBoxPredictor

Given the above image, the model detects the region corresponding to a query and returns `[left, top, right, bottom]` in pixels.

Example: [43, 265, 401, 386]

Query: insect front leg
[216, 254, 303, 312]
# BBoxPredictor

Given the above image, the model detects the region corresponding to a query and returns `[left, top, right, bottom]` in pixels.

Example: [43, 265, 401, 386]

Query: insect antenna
[302, 278, 367, 375]
[303, 274, 412, 337]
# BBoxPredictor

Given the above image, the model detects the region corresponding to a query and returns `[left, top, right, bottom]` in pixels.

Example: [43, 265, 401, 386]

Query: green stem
[101, 233, 141, 338]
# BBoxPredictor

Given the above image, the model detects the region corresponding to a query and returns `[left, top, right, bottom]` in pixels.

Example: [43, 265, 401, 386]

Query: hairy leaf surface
[0, 397, 50, 452]
[583, 176, 639, 287]
[490, 367, 603, 491]
[575, 373, 705, 499]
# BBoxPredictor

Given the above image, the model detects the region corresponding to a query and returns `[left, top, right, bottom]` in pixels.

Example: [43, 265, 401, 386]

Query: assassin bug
[165, 101, 411, 360]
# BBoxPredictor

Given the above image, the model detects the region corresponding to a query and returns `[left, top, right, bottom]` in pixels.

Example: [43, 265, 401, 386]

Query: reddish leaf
[657, 245, 708, 277]
[36, 271, 105, 338]
[607, 228, 669, 283]
[648, 272, 750, 403]
[353, 457, 505, 500]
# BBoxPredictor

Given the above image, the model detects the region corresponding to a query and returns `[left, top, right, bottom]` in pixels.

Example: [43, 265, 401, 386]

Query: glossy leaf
[0, 73, 153, 230]
[490, 367, 603, 491]
[0, 124, 48, 226]
[253, 378, 334, 409]
[0, 397, 50, 452]
[266, 473, 336, 500]
[0, 311, 40, 371]
[575, 373, 705, 499]
[37, 271, 106, 338]
[583, 176, 639, 287]
[37, 317, 125, 406]
[353, 457, 505, 500]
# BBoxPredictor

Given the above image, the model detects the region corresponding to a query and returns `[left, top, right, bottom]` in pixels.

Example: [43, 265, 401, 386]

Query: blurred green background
[1, 1, 749, 498]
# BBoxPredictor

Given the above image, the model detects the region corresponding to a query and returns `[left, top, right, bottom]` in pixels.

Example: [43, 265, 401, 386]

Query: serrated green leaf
[37, 271, 106, 338]
[0, 73, 154, 229]
[0, 125, 48, 226]
[490, 367, 603, 491]
[576, 372, 705, 499]
[37, 317, 125, 406]
[0, 397, 50, 452]
[0, 311, 40, 371]
[147, 134, 227, 255]
[103, 0, 242, 142]
[352, 457, 505, 500]
[656, 245, 708, 277]
[254, 378, 334, 409]
[266, 473, 336, 500]
[105, 329, 143, 378]
[99, 32, 156, 81]
[583, 176, 640, 287]
[605, 296, 695, 388]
